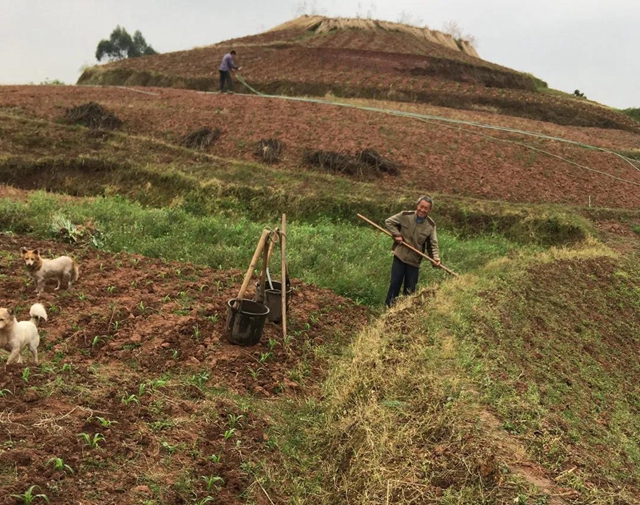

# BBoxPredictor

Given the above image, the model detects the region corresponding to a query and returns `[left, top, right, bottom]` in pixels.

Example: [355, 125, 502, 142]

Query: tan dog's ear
[20, 247, 27, 254]
[33, 249, 39, 256]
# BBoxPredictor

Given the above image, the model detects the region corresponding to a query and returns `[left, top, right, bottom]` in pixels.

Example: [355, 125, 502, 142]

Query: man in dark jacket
[219, 50, 241, 93]
[384, 195, 441, 307]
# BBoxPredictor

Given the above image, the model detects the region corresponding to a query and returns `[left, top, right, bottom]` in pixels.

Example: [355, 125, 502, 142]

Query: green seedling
[161, 441, 178, 454]
[78, 293, 87, 301]
[228, 414, 244, 429]
[0, 388, 13, 397]
[206, 314, 219, 324]
[91, 335, 104, 348]
[147, 378, 167, 389]
[94, 416, 117, 428]
[106, 285, 115, 293]
[10, 485, 49, 504]
[46, 457, 74, 474]
[201, 475, 224, 491]
[194, 498, 214, 505]
[122, 393, 140, 406]
[61, 363, 73, 373]
[193, 324, 201, 339]
[21, 368, 31, 383]
[258, 352, 272, 364]
[223, 428, 236, 440]
[191, 371, 210, 388]
[78, 432, 105, 449]
[247, 367, 262, 380]
[39, 363, 56, 374]
[208, 454, 221, 463]
[268, 338, 277, 351]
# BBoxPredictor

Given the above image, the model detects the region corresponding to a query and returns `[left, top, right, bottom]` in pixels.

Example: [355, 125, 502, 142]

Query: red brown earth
[0, 233, 368, 504]
[1, 85, 640, 209]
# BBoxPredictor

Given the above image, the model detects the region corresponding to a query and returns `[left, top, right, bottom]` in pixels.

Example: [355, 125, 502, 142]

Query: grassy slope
[268, 243, 640, 504]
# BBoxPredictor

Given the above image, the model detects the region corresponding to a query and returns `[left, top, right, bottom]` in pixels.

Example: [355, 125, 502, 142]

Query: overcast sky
[1, 0, 637, 109]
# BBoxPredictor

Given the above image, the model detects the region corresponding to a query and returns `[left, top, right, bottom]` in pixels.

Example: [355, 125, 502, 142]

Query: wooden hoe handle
[357, 213, 459, 278]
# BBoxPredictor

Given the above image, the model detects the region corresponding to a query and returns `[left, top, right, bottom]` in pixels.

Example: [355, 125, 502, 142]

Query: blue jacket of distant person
[219, 53, 239, 72]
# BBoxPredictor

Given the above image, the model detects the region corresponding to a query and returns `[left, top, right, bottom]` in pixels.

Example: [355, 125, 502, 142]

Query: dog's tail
[29, 303, 48, 326]
[71, 260, 80, 283]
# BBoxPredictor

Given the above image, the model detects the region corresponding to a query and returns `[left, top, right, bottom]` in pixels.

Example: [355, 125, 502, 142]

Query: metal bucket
[226, 298, 270, 346]
[255, 281, 292, 323]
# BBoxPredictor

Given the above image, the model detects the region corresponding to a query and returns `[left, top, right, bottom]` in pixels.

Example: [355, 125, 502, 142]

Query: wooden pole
[357, 213, 459, 278]
[235, 228, 270, 308]
[280, 214, 287, 337]
[257, 234, 277, 303]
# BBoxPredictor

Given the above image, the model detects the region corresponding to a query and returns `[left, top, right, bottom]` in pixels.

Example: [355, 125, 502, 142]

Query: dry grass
[254, 138, 284, 164]
[268, 15, 479, 57]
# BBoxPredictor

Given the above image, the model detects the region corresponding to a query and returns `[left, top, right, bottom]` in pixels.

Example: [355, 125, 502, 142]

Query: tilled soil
[1, 85, 639, 209]
[0, 234, 369, 504]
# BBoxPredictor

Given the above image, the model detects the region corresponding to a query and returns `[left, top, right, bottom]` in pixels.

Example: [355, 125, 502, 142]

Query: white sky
[1, 0, 638, 109]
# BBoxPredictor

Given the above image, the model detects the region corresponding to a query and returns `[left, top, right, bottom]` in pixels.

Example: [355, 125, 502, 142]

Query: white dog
[0, 303, 48, 364]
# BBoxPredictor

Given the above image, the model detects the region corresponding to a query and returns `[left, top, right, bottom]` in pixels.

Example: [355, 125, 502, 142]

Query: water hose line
[234, 73, 640, 186]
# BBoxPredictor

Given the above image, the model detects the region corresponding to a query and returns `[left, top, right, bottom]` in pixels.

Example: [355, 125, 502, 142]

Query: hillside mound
[76, 16, 637, 131]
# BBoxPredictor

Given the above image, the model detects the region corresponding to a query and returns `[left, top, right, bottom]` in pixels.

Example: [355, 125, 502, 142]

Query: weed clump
[303, 148, 400, 178]
[254, 138, 284, 164]
[181, 127, 222, 150]
[64, 102, 123, 130]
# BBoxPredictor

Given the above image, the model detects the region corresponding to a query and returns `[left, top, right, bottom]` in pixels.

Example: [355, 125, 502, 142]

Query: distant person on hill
[384, 195, 441, 308]
[219, 50, 241, 93]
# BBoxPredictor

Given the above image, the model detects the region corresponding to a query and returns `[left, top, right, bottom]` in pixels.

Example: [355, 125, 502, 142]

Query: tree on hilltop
[95, 26, 158, 62]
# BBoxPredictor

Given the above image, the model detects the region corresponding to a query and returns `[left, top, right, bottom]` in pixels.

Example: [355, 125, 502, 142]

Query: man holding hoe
[384, 195, 441, 308]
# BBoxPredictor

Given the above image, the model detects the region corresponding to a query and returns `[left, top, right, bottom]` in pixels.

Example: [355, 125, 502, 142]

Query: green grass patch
[0, 192, 536, 307]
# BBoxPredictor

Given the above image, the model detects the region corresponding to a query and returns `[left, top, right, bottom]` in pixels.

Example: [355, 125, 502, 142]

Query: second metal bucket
[256, 281, 292, 323]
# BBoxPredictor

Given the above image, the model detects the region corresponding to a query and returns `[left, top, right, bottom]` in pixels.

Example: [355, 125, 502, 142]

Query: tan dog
[21, 248, 79, 296]
[0, 303, 48, 364]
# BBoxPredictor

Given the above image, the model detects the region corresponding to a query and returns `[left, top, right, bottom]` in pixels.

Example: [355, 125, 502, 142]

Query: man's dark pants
[219, 70, 233, 92]
[385, 256, 420, 308]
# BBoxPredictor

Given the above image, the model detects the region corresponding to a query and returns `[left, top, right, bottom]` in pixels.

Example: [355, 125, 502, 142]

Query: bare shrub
[181, 127, 222, 150]
[303, 149, 371, 177]
[303, 148, 401, 178]
[254, 139, 284, 163]
[355, 148, 400, 176]
[64, 102, 123, 130]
